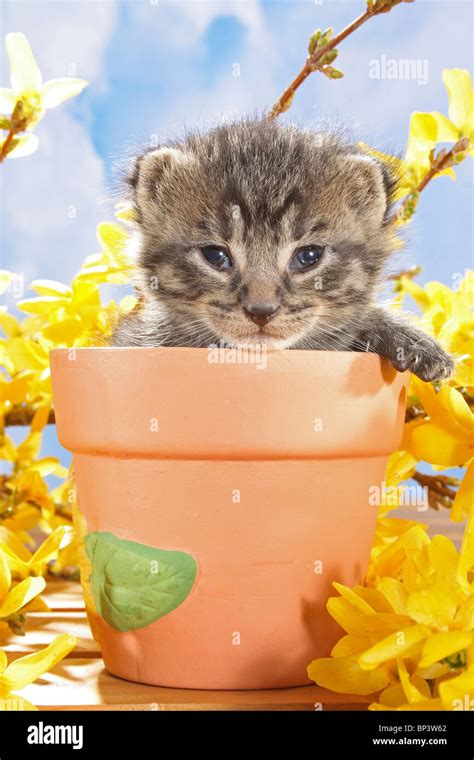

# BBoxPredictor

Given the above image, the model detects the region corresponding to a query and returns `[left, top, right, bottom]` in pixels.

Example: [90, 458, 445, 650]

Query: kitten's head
[126, 118, 398, 348]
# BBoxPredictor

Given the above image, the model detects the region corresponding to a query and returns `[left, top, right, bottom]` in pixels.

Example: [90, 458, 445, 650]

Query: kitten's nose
[243, 301, 280, 327]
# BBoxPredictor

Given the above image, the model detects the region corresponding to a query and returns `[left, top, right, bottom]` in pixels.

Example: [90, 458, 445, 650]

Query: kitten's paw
[390, 337, 454, 381]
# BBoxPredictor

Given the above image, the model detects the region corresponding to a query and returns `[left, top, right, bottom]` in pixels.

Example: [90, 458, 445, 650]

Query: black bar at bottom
[0, 709, 472, 758]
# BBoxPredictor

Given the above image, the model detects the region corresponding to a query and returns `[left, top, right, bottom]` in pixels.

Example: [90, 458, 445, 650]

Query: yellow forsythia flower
[0, 634, 76, 710]
[409, 378, 473, 468]
[430, 69, 474, 155]
[308, 511, 474, 710]
[0, 548, 45, 634]
[2, 526, 74, 579]
[399, 112, 456, 198]
[398, 271, 474, 388]
[361, 68, 473, 222]
[0, 33, 87, 158]
[405, 377, 473, 521]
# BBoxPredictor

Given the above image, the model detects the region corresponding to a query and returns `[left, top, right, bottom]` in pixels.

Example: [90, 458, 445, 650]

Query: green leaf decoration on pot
[84, 531, 197, 632]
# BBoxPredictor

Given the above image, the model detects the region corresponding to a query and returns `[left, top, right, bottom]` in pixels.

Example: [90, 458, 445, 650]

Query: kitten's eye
[200, 246, 233, 270]
[290, 244, 325, 271]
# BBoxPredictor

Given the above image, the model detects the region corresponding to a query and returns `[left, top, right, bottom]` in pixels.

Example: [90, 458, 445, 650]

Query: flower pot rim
[51, 344, 407, 459]
[50, 346, 381, 361]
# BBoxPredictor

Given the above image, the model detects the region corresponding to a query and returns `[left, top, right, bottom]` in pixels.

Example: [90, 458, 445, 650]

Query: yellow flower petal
[1, 545, 31, 579]
[28, 457, 67, 478]
[404, 113, 438, 169]
[358, 625, 430, 671]
[6, 33, 42, 93]
[0, 550, 12, 605]
[379, 675, 431, 708]
[0, 576, 45, 618]
[0, 308, 21, 338]
[443, 68, 474, 138]
[0, 434, 17, 463]
[437, 384, 473, 433]
[439, 669, 474, 709]
[409, 112, 439, 144]
[17, 296, 71, 315]
[410, 376, 457, 431]
[411, 422, 471, 466]
[406, 589, 457, 629]
[416, 661, 450, 681]
[418, 631, 473, 669]
[97, 222, 128, 255]
[385, 449, 417, 487]
[6, 337, 49, 372]
[326, 597, 367, 635]
[0, 650, 7, 675]
[29, 526, 72, 573]
[452, 460, 474, 522]
[114, 202, 137, 225]
[29, 279, 72, 297]
[331, 634, 373, 657]
[399, 275, 431, 310]
[378, 681, 409, 708]
[0, 634, 76, 691]
[457, 508, 474, 590]
[0, 526, 32, 560]
[430, 111, 460, 142]
[7, 133, 39, 159]
[376, 578, 408, 615]
[41, 77, 88, 109]
[0, 88, 16, 113]
[308, 654, 391, 695]
[332, 582, 375, 615]
[16, 432, 42, 464]
[397, 658, 430, 704]
[352, 586, 393, 613]
[428, 535, 459, 585]
[456, 596, 474, 630]
[30, 405, 51, 433]
[0, 373, 31, 405]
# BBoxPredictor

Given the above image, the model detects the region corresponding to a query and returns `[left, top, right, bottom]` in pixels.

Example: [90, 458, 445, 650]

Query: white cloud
[111, 0, 276, 141]
[1, 0, 117, 285]
[2, 108, 109, 285]
[1, 0, 116, 88]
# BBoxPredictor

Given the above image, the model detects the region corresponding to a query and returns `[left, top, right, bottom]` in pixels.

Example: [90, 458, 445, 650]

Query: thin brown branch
[412, 470, 458, 511]
[405, 404, 427, 423]
[0, 128, 19, 162]
[0, 100, 31, 163]
[3, 407, 56, 427]
[388, 265, 422, 282]
[417, 138, 469, 193]
[268, 0, 411, 120]
[393, 137, 470, 222]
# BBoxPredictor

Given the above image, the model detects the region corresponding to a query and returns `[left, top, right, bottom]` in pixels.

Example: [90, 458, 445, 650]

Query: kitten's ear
[339, 152, 396, 227]
[127, 146, 193, 218]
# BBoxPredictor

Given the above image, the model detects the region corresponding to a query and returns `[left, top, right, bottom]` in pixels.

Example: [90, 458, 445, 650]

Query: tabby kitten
[111, 118, 453, 381]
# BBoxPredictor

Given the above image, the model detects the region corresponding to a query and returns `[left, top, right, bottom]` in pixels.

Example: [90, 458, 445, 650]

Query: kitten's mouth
[218, 325, 307, 350]
[204, 307, 319, 350]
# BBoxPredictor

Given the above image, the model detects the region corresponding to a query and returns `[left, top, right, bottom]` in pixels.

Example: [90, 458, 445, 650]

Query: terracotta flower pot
[50, 347, 408, 690]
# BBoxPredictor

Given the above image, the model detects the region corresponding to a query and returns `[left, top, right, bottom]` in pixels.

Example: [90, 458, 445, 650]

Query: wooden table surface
[4, 508, 463, 711]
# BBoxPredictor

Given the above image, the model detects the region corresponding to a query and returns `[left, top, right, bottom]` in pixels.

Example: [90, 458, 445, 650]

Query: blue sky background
[1, 0, 473, 483]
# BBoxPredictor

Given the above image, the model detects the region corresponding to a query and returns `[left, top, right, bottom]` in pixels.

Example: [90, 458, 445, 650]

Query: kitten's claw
[390, 339, 454, 382]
